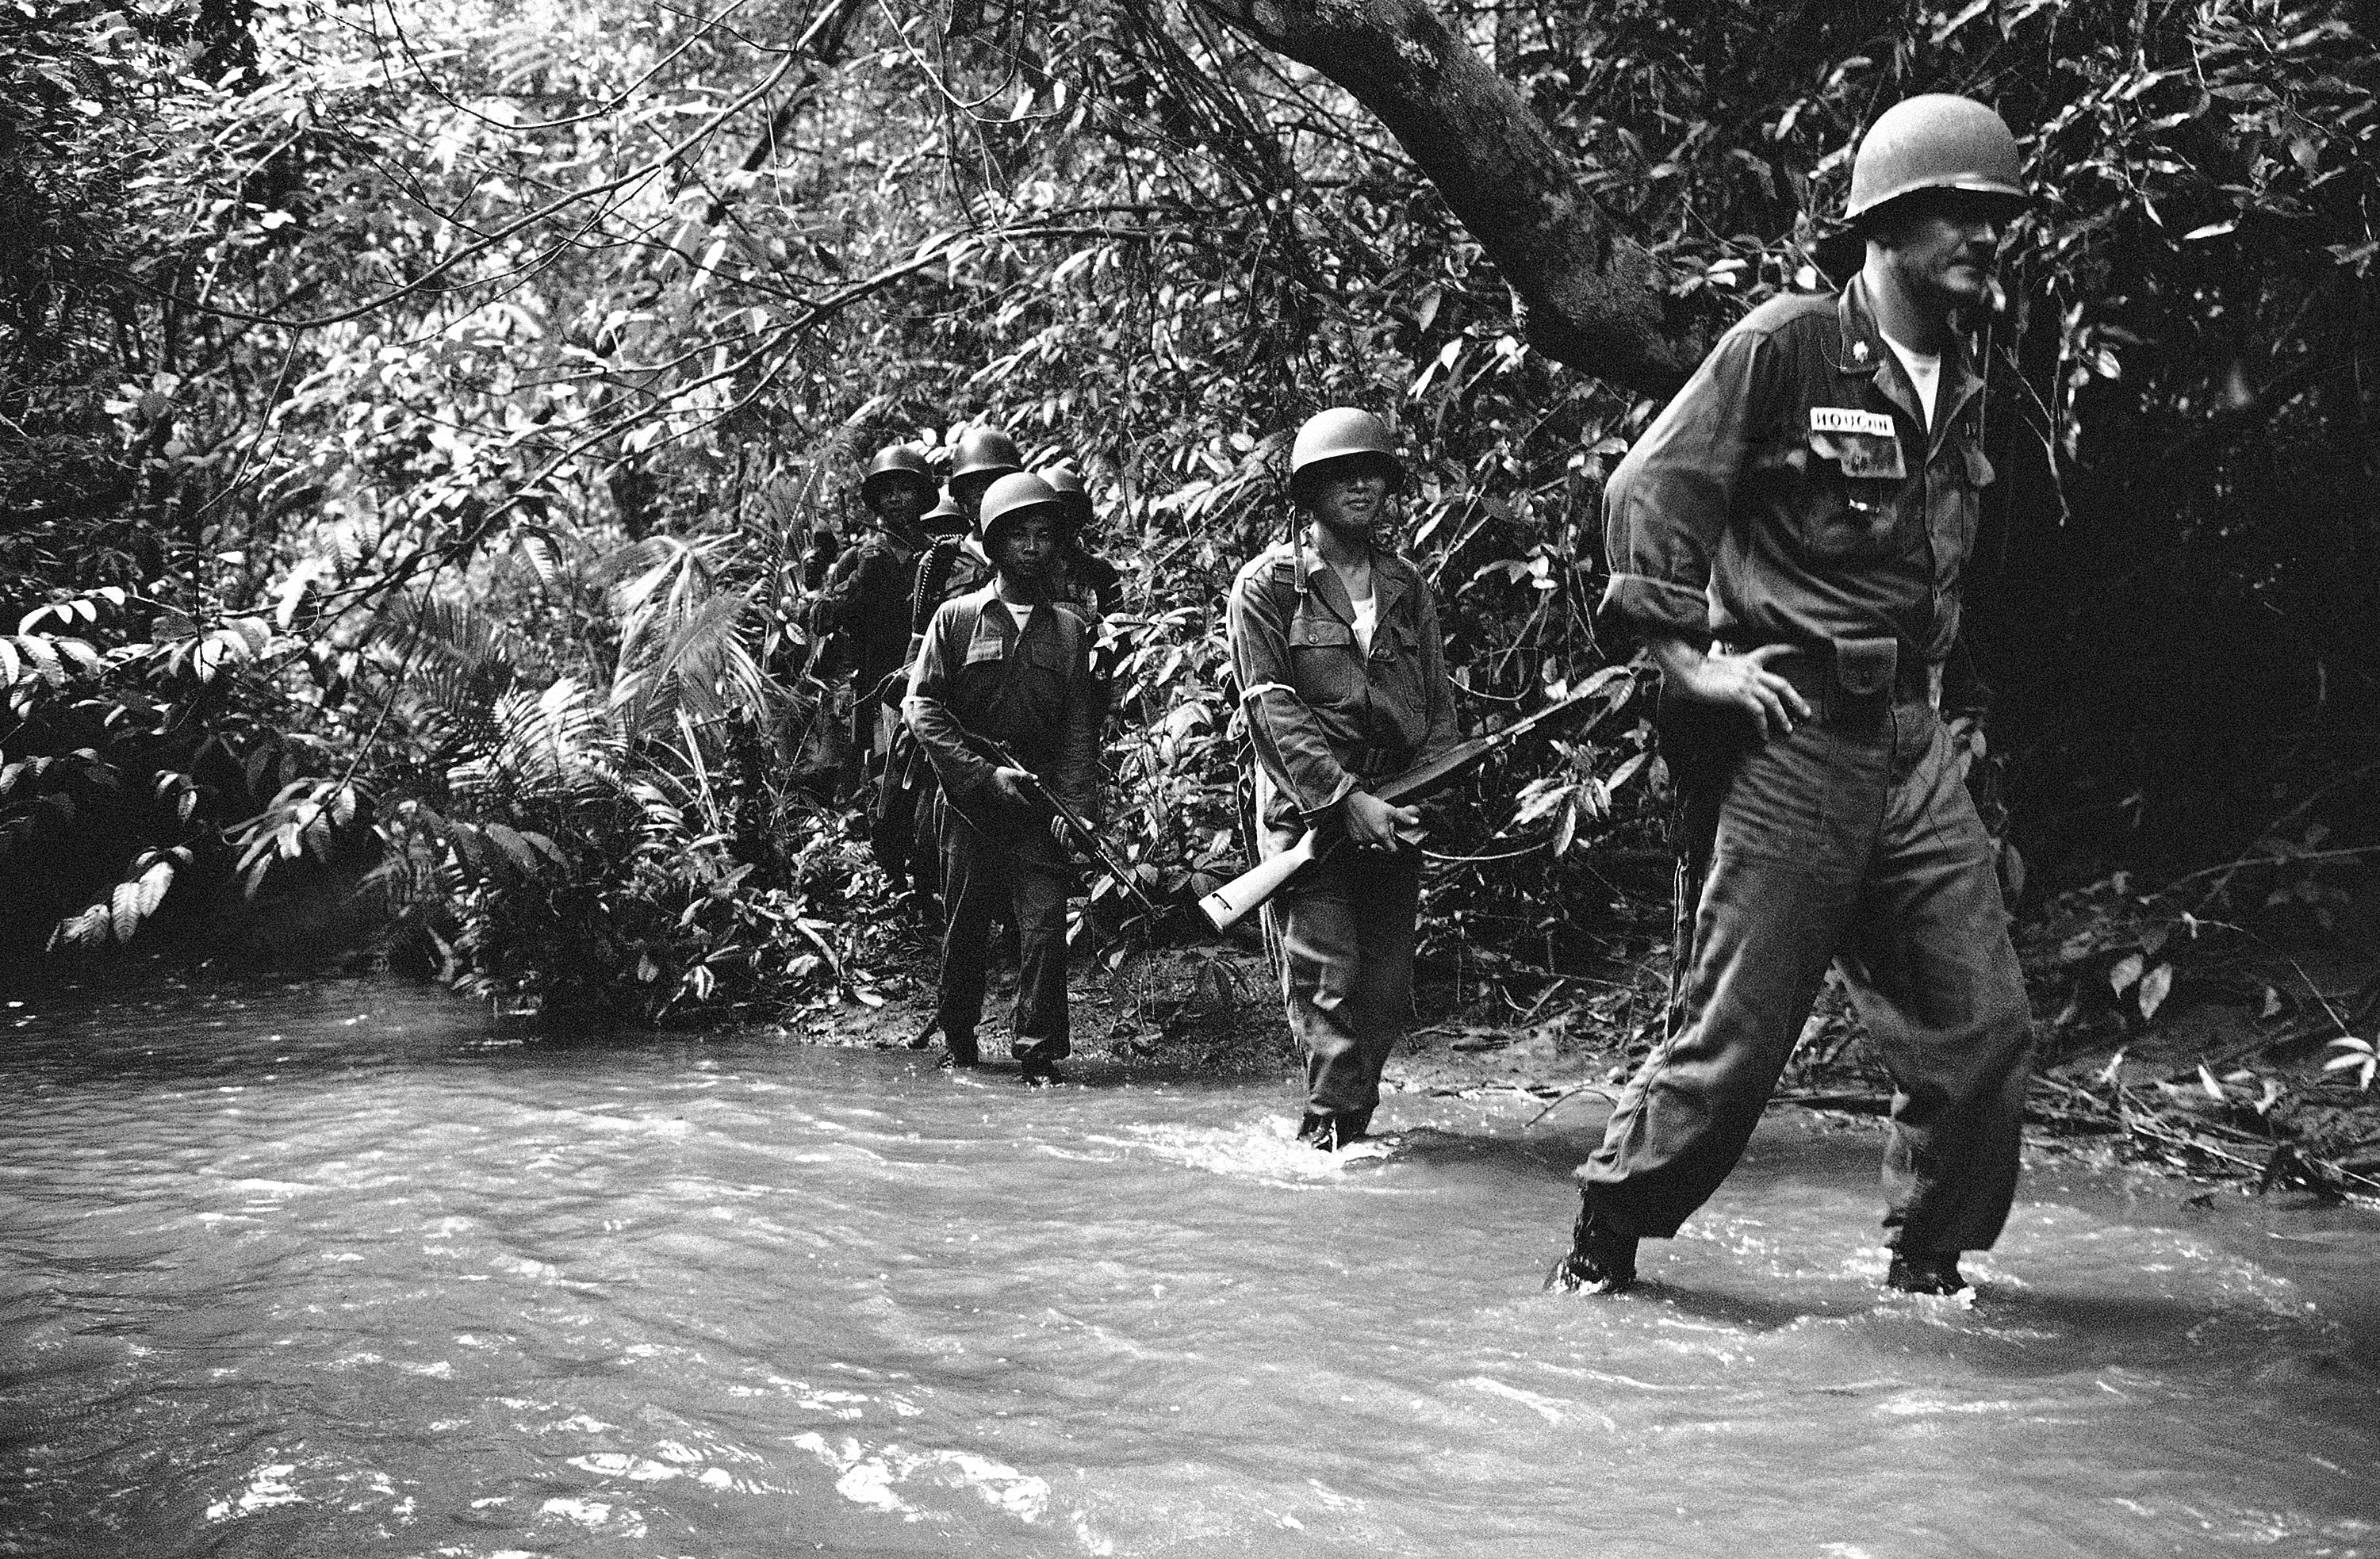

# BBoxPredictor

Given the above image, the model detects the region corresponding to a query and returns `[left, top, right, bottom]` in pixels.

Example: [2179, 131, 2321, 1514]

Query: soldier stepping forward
[1228, 408, 1460, 1151]
[1550, 94, 2037, 1298]
[903, 473, 1103, 1085]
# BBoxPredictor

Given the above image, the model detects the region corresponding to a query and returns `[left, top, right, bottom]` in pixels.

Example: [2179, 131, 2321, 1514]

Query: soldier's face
[1875, 193, 2010, 309]
[1309, 464, 1394, 543]
[951, 473, 998, 524]
[870, 482, 927, 531]
[994, 512, 1059, 580]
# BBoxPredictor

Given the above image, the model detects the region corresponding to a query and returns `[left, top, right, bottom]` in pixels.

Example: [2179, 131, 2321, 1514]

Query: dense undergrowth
[1, 0, 2374, 1096]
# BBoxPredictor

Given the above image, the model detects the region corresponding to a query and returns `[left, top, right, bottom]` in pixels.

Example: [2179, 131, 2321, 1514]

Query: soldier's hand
[1342, 790, 1422, 851]
[1049, 816, 1073, 849]
[991, 766, 1036, 808]
[1664, 642, 1811, 740]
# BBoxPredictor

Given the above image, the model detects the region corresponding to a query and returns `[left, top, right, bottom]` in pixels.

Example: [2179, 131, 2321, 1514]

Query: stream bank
[784, 908, 2380, 1206]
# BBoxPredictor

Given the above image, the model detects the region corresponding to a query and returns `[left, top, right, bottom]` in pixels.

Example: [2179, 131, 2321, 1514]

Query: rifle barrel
[1202, 680, 1628, 927]
[973, 734, 1160, 917]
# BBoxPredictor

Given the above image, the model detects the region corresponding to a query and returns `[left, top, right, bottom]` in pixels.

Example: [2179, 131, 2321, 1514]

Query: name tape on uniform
[1810, 407, 1897, 438]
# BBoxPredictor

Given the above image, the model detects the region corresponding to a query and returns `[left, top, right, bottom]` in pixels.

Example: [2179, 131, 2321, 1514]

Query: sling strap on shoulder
[910, 535, 967, 636]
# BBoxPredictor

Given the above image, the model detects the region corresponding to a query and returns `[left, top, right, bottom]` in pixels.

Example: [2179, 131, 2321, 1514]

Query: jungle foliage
[1, 0, 2374, 1028]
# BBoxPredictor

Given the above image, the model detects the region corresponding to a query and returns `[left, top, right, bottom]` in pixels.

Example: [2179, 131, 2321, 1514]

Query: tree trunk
[1188, 0, 1707, 396]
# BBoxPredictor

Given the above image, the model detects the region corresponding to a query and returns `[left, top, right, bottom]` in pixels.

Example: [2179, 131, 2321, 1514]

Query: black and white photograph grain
[2, 1, 2376, 1554]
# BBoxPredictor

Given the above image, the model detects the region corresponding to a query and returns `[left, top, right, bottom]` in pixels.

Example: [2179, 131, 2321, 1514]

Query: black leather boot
[1545, 1193, 1638, 1293]
[1885, 1251, 1969, 1295]
[1295, 1112, 1344, 1151]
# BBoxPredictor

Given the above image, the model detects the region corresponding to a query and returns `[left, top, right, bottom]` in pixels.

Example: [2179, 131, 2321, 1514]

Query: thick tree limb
[1189, 0, 1706, 395]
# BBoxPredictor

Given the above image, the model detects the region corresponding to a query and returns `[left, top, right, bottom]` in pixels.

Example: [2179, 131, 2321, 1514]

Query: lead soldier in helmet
[813, 443, 936, 806]
[1550, 95, 2037, 1297]
[1228, 408, 1461, 1150]
[903, 472, 1102, 1084]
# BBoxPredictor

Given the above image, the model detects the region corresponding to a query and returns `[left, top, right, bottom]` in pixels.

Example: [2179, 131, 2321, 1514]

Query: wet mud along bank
[784, 919, 2380, 1209]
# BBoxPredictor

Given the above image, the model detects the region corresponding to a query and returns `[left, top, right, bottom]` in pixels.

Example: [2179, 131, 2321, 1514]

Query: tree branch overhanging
[1187, 0, 1707, 395]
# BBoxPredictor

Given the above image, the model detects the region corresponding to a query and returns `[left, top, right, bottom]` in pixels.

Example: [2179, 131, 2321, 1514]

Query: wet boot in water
[1545, 1192, 1638, 1294]
[1885, 1251, 1969, 1296]
[1295, 1112, 1363, 1151]
[941, 1032, 980, 1071]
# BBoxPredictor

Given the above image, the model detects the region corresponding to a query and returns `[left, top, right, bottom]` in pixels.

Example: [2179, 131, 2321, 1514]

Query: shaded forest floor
[784, 888, 2380, 1205]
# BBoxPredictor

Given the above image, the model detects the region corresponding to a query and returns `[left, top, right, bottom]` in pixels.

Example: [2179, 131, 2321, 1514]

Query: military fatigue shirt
[1600, 273, 1995, 668]
[904, 587, 1102, 861]
[1228, 538, 1461, 843]
[811, 534, 918, 698]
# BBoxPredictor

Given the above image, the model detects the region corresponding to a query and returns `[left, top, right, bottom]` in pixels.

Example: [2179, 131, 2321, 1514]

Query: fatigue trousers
[933, 795, 1071, 1062]
[1579, 698, 2033, 1254]
[1265, 846, 1422, 1122]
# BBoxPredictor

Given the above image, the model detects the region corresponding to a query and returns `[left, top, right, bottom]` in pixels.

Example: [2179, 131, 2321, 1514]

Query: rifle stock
[1197, 832, 1318, 932]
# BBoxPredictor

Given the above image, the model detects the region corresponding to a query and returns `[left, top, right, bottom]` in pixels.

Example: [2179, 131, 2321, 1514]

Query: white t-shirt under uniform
[1349, 590, 1377, 658]
[1884, 335, 1941, 431]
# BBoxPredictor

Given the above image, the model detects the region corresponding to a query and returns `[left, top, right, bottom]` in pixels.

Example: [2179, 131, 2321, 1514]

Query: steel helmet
[922, 491, 967, 534]
[860, 443, 934, 508]
[1039, 464, 1094, 531]
[1845, 94, 2028, 224]
[1289, 408, 1402, 492]
[949, 425, 1025, 483]
[977, 472, 1067, 550]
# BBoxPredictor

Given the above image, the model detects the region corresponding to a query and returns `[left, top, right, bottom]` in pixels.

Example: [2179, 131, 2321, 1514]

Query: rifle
[954, 732, 1163, 919]
[1198, 670, 1635, 932]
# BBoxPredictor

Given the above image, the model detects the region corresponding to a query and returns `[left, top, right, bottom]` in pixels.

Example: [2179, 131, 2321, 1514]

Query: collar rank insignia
[1853, 339, 1871, 363]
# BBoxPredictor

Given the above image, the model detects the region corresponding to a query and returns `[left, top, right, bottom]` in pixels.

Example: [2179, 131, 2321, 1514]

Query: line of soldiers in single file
[803, 427, 1116, 1082]
[796, 90, 2044, 1300]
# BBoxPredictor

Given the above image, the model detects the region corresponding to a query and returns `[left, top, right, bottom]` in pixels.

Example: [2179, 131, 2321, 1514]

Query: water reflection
[1, 977, 2374, 1557]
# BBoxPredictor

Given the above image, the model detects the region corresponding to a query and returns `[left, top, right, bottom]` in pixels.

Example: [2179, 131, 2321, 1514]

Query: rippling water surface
[2, 977, 2376, 1557]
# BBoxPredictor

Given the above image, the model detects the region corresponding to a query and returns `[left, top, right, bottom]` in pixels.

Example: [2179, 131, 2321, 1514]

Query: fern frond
[611, 585, 770, 741]
[381, 593, 527, 752]
[450, 676, 619, 806]
[591, 535, 699, 604]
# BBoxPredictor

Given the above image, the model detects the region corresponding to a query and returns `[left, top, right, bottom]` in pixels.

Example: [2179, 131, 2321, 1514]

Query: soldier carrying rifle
[1228, 408, 1461, 1151]
[903, 472, 1103, 1084]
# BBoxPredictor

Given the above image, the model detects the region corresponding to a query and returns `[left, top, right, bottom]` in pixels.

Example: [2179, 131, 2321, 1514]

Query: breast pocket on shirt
[1371, 611, 1424, 696]
[1949, 441, 1994, 556]
[1287, 613, 1363, 704]
[1765, 408, 1911, 565]
[963, 621, 1009, 667]
[1021, 628, 1070, 678]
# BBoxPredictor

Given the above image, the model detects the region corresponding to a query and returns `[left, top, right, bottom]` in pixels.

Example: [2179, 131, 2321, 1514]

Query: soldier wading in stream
[903, 472, 1102, 1084]
[1229, 408, 1459, 1151]
[1550, 94, 2037, 1297]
